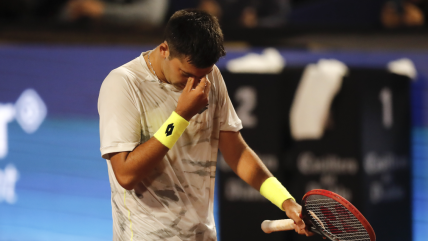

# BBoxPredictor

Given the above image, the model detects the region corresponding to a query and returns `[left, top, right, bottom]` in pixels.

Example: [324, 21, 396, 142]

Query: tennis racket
[261, 189, 376, 241]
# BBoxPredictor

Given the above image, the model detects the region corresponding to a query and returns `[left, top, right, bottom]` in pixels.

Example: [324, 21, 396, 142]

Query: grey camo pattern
[100, 51, 242, 241]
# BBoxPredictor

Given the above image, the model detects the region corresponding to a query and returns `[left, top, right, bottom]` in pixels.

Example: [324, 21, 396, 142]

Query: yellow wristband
[154, 111, 189, 149]
[260, 177, 295, 211]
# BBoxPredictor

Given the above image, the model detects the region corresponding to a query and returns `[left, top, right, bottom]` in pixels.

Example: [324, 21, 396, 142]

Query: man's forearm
[219, 131, 273, 190]
[234, 146, 273, 190]
[110, 137, 169, 190]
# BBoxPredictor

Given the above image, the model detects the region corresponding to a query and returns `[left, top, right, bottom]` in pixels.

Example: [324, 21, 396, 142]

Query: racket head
[301, 189, 376, 241]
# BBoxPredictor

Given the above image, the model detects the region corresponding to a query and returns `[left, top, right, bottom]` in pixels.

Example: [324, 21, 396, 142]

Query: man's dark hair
[164, 9, 226, 69]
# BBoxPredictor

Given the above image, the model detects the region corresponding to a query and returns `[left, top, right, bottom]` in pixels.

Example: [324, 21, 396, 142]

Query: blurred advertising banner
[219, 68, 411, 241]
[0, 45, 144, 240]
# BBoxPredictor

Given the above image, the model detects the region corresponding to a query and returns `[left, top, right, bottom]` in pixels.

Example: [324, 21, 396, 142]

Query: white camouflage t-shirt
[98, 51, 242, 241]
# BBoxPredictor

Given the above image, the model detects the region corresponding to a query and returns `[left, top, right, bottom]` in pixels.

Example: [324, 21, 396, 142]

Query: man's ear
[159, 41, 169, 59]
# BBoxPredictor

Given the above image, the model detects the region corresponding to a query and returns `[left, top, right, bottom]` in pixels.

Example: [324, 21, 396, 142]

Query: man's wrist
[282, 198, 297, 211]
[154, 111, 189, 149]
[174, 109, 192, 121]
[260, 177, 295, 211]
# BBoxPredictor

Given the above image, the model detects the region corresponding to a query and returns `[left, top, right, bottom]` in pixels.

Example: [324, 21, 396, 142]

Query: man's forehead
[176, 56, 213, 75]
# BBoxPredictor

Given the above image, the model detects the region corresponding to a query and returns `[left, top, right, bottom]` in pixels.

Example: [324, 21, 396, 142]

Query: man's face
[163, 55, 213, 89]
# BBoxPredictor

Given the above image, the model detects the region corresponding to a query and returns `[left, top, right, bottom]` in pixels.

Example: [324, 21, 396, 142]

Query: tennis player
[98, 9, 311, 241]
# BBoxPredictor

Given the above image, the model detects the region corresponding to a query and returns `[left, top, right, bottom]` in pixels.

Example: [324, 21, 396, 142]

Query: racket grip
[261, 219, 295, 233]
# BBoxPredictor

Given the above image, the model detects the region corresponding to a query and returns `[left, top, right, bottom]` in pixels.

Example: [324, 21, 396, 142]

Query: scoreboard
[219, 68, 411, 241]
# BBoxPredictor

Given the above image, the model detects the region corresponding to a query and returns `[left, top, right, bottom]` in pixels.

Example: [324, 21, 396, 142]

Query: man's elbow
[116, 174, 136, 190]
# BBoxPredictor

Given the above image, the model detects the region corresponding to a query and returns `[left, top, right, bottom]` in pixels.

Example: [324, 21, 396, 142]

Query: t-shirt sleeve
[98, 68, 142, 159]
[214, 67, 243, 132]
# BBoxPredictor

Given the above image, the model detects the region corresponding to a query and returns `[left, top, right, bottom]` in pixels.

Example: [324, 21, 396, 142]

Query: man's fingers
[293, 224, 306, 235]
[184, 77, 195, 92]
[283, 199, 312, 237]
[295, 219, 306, 230]
[204, 78, 211, 96]
[196, 77, 207, 91]
[293, 221, 314, 237]
[305, 229, 314, 237]
[287, 211, 305, 230]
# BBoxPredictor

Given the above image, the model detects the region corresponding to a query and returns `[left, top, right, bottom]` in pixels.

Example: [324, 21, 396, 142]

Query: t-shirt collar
[140, 50, 182, 92]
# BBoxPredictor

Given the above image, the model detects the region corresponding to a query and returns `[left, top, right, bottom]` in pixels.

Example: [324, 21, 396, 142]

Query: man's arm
[218, 130, 311, 236]
[109, 139, 169, 190]
[110, 77, 211, 190]
[218, 131, 271, 189]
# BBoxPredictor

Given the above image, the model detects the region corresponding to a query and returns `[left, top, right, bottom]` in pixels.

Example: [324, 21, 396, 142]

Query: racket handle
[261, 219, 295, 233]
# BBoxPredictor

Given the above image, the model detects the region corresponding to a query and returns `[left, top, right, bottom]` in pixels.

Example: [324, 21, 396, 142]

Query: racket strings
[305, 196, 371, 241]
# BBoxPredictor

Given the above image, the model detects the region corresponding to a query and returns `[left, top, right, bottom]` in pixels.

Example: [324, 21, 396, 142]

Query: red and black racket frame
[301, 189, 376, 241]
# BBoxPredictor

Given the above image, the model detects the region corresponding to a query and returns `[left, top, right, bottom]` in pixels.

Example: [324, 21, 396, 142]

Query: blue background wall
[0, 45, 427, 240]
